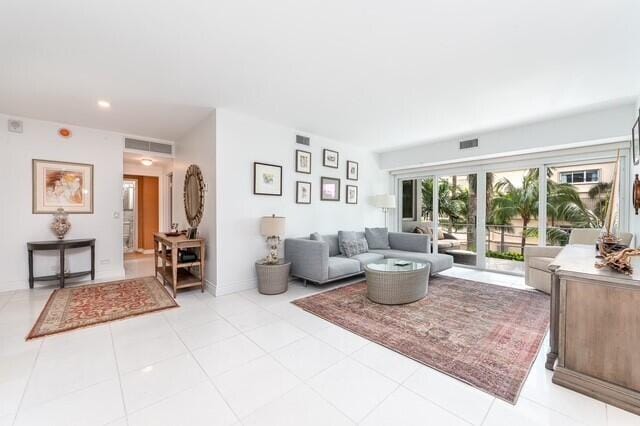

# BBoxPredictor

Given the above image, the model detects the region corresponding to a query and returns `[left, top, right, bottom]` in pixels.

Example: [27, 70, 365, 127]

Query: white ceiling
[1, 0, 639, 150]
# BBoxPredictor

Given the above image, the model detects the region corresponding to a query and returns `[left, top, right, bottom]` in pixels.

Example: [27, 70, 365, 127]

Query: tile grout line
[109, 324, 130, 423]
[479, 397, 496, 425]
[171, 317, 243, 424]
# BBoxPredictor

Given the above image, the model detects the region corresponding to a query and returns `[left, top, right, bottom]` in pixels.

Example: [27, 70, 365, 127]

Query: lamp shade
[373, 194, 396, 209]
[260, 215, 286, 236]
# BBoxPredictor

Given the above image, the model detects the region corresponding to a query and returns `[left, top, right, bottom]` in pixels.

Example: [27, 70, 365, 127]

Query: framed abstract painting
[320, 176, 340, 201]
[253, 162, 283, 196]
[323, 149, 339, 168]
[346, 185, 358, 204]
[32, 159, 94, 214]
[296, 181, 311, 204]
[296, 150, 311, 174]
[346, 160, 359, 180]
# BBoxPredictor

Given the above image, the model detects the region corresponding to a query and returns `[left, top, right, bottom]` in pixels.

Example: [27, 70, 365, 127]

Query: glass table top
[366, 258, 427, 272]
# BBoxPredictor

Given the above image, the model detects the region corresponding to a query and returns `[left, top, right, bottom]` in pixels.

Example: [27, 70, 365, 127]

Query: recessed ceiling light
[97, 100, 111, 109]
[141, 158, 153, 166]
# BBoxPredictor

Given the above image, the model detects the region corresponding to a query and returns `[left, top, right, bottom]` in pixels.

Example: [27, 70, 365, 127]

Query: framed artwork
[320, 177, 340, 201]
[32, 159, 94, 214]
[346, 185, 358, 204]
[346, 160, 359, 181]
[296, 181, 311, 204]
[323, 149, 339, 168]
[253, 162, 282, 196]
[295, 150, 311, 174]
[633, 117, 639, 166]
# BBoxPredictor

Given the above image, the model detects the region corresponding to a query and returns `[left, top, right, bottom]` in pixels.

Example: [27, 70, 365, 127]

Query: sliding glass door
[437, 174, 477, 266]
[397, 147, 628, 275]
[485, 168, 539, 274]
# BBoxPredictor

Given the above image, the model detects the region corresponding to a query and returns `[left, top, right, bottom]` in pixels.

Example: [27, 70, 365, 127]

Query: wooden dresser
[154, 233, 205, 297]
[548, 244, 640, 415]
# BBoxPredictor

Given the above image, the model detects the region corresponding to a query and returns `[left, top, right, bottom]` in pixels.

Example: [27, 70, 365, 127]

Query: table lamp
[260, 214, 286, 264]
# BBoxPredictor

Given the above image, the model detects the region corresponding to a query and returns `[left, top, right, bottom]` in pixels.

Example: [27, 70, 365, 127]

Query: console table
[547, 244, 640, 415]
[154, 233, 205, 297]
[27, 238, 95, 288]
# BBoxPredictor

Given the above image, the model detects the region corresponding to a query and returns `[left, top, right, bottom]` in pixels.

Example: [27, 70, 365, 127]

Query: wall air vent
[125, 138, 173, 155]
[459, 138, 478, 150]
[296, 135, 310, 146]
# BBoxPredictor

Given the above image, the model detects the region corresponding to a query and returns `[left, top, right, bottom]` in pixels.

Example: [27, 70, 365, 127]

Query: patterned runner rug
[293, 276, 549, 403]
[27, 276, 178, 339]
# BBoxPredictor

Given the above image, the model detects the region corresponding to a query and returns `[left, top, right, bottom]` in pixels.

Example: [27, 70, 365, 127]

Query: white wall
[378, 104, 635, 170]
[214, 109, 388, 295]
[0, 114, 125, 291]
[172, 112, 217, 289]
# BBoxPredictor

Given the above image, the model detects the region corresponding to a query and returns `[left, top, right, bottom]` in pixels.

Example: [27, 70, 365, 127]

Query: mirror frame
[184, 164, 205, 227]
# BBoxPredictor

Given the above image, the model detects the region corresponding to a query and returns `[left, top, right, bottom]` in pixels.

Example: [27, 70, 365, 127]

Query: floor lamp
[373, 194, 396, 228]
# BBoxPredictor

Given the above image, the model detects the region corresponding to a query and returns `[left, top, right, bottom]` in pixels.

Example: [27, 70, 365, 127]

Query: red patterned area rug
[293, 276, 549, 403]
[27, 277, 178, 340]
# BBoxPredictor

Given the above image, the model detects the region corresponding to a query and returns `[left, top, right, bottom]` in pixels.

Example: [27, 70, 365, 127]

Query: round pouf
[255, 261, 291, 295]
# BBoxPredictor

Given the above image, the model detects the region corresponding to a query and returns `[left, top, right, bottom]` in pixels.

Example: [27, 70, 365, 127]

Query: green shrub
[486, 250, 524, 262]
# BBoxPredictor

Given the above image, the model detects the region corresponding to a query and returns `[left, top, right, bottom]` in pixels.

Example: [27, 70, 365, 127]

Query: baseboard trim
[209, 278, 258, 297]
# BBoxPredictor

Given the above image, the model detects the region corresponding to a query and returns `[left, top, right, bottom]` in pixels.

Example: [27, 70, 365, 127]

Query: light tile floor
[0, 263, 638, 426]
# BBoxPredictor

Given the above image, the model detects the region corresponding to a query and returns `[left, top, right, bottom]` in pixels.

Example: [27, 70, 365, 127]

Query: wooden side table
[255, 261, 290, 295]
[154, 233, 205, 297]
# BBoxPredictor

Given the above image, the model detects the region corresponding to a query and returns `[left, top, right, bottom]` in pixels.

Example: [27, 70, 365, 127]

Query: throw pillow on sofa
[365, 227, 390, 249]
[338, 230, 359, 255]
[341, 238, 369, 257]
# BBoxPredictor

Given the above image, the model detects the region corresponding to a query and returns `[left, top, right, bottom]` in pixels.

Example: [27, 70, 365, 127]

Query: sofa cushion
[338, 231, 365, 255]
[310, 233, 340, 256]
[528, 256, 555, 271]
[368, 249, 453, 274]
[328, 256, 361, 278]
[365, 227, 390, 249]
[349, 252, 385, 270]
[341, 238, 369, 257]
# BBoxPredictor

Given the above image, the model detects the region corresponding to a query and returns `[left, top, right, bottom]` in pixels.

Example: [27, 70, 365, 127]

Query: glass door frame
[393, 144, 630, 275]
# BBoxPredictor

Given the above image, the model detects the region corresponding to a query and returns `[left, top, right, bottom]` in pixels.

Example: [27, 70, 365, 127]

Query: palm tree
[421, 179, 466, 232]
[491, 169, 539, 255]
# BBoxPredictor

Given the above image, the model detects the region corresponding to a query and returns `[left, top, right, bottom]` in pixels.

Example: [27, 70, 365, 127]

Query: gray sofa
[284, 231, 453, 285]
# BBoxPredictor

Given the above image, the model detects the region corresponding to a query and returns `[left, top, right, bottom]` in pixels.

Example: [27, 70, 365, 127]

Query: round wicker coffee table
[364, 258, 430, 305]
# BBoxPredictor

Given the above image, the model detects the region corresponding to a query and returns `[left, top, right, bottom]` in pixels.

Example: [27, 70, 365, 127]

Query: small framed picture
[253, 162, 282, 196]
[320, 177, 340, 201]
[346, 160, 359, 181]
[323, 149, 339, 168]
[296, 181, 311, 204]
[633, 117, 640, 166]
[346, 185, 358, 204]
[295, 150, 311, 174]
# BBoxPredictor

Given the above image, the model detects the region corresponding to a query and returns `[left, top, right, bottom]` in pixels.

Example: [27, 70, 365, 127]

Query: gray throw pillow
[365, 227, 390, 249]
[310, 232, 323, 241]
[341, 238, 369, 257]
[338, 230, 359, 255]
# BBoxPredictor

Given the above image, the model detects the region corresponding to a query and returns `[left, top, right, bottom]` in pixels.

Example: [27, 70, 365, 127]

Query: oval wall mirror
[184, 164, 205, 227]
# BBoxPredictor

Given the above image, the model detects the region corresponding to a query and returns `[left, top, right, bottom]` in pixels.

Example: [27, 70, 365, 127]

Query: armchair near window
[524, 229, 633, 294]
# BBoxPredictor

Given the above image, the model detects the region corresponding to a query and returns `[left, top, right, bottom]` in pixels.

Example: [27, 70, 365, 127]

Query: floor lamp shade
[374, 194, 396, 209]
[260, 215, 286, 237]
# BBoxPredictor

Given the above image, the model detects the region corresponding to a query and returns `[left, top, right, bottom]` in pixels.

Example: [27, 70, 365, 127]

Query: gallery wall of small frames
[252, 135, 359, 204]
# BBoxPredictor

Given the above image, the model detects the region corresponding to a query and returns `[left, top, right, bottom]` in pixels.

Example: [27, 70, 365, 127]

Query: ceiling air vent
[459, 138, 478, 150]
[125, 138, 173, 155]
[296, 135, 310, 146]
